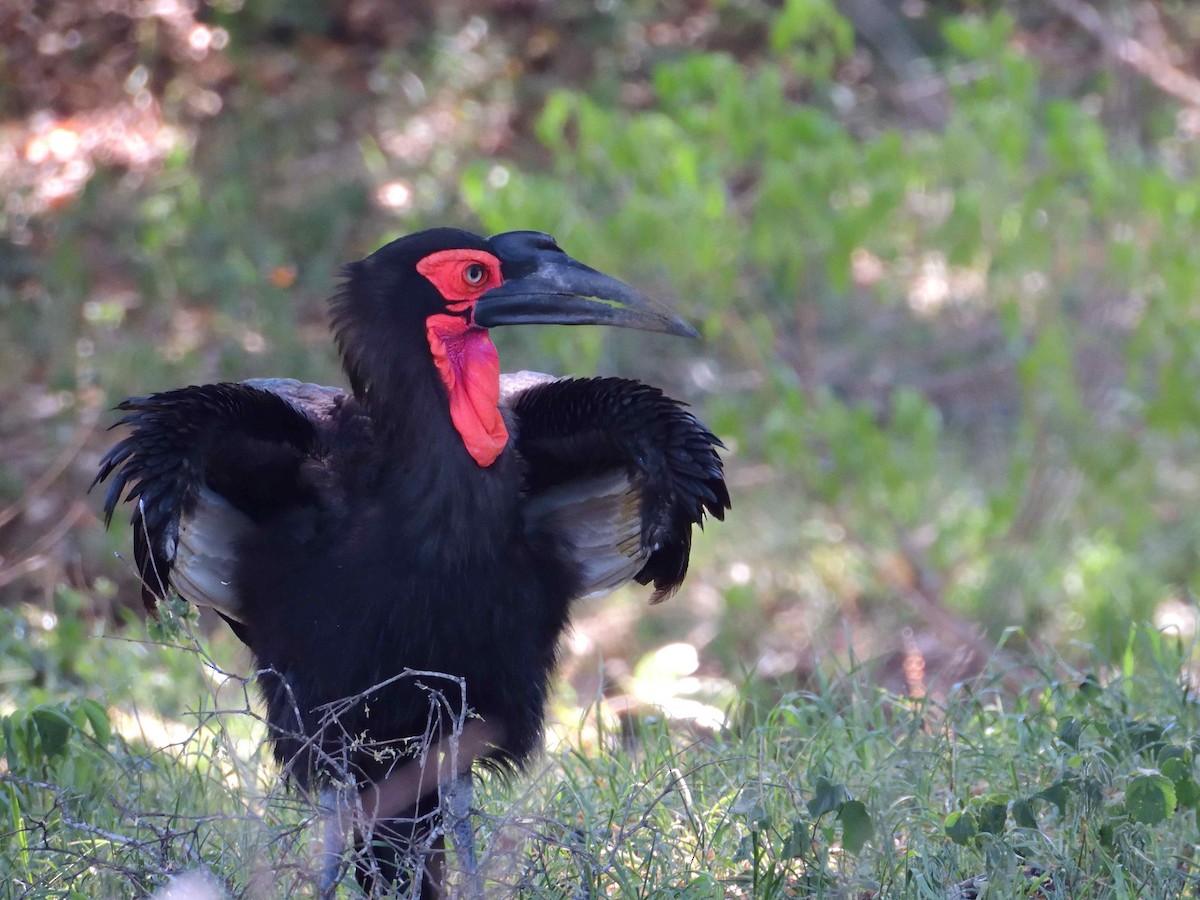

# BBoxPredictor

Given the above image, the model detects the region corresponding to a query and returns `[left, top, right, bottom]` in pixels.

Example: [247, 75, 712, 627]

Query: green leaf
[782, 820, 810, 859]
[807, 776, 849, 818]
[945, 810, 977, 845]
[837, 800, 874, 854]
[2, 716, 19, 772]
[735, 833, 755, 863]
[1158, 743, 1191, 768]
[1126, 773, 1176, 824]
[76, 699, 112, 747]
[1033, 779, 1073, 815]
[1078, 676, 1103, 703]
[941, 11, 1014, 59]
[730, 788, 769, 829]
[31, 706, 72, 759]
[1011, 799, 1037, 829]
[977, 798, 1008, 835]
[1119, 719, 1165, 753]
[9, 785, 29, 880]
[1175, 777, 1200, 810]
[1057, 716, 1084, 749]
[1161, 756, 1190, 785]
[536, 90, 577, 153]
[769, 0, 853, 60]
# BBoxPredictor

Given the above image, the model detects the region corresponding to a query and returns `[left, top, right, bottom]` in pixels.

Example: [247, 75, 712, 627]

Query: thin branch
[1050, 0, 1200, 108]
[0, 501, 89, 589]
[0, 421, 94, 531]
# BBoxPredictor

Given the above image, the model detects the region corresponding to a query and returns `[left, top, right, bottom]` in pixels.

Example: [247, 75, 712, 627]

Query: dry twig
[1050, 0, 1200, 107]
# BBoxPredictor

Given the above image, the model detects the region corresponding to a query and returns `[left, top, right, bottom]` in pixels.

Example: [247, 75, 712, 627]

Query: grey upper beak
[472, 231, 699, 339]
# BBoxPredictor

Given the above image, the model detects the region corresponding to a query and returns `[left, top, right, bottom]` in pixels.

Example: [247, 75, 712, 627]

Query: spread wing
[92, 379, 350, 624]
[504, 374, 730, 603]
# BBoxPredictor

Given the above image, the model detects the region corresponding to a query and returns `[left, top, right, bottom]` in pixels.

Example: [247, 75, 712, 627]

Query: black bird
[93, 228, 729, 897]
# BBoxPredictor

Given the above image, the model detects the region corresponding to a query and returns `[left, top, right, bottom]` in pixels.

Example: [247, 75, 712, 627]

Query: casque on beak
[472, 231, 699, 338]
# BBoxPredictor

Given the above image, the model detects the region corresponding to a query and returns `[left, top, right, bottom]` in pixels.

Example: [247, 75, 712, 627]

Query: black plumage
[92, 228, 729, 896]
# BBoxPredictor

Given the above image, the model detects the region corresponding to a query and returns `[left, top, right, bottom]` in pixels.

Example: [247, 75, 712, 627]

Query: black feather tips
[91, 383, 319, 610]
[510, 376, 730, 604]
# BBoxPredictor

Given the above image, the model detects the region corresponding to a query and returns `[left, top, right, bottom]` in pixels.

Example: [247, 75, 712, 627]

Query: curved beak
[472, 233, 699, 338]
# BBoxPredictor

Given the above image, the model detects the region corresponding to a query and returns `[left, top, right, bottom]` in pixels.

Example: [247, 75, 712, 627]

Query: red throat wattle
[417, 249, 509, 467]
[425, 316, 507, 466]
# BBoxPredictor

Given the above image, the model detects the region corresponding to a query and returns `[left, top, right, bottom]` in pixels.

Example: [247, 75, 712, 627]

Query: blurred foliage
[3, 0, 1200, 722]
[466, 1, 1200, 671]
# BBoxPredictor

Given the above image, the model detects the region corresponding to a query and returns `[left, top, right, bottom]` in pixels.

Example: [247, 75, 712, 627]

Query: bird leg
[353, 718, 502, 896]
[444, 770, 484, 900]
[317, 785, 353, 900]
[358, 718, 502, 825]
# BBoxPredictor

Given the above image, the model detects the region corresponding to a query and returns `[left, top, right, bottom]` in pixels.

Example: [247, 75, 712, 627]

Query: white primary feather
[172, 486, 253, 621]
[524, 470, 647, 600]
[499, 370, 559, 404]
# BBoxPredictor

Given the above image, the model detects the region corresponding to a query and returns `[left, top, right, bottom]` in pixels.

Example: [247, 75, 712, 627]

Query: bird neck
[330, 265, 509, 469]
[425, 315, 509, 467]
[348, 319, 510, 475]
[351, 339, 521, 565]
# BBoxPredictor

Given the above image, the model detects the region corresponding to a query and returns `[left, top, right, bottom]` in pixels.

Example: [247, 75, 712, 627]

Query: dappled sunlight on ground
[1, 1, 232, 231]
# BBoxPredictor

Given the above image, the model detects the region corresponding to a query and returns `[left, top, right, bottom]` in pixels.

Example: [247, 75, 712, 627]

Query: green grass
[4, 599, 1200, 897]
[10, 3, 1200, 896]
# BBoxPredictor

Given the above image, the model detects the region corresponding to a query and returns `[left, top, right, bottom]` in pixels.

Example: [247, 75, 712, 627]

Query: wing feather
[171, 486, 254, 620]
[506, 376, 729, 603]
[522, 470, 647, 598]
[92, 381, 344, 619]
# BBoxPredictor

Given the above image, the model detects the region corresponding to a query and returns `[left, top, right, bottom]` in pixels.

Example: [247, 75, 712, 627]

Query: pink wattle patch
[426, 314, 508, 467]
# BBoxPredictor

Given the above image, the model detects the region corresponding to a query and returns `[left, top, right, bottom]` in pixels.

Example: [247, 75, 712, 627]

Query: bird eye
[463, 263, 486, 286]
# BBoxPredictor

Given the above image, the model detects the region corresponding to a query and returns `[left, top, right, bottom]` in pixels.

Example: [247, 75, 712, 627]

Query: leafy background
[6, 0, 1200, 896]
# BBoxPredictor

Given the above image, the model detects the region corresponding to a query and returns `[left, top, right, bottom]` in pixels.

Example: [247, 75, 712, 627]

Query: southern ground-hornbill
[92, 228, 729, 896]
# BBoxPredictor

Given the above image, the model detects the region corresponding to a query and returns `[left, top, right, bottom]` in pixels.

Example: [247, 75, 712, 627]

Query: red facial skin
[416, 250, 509, 467]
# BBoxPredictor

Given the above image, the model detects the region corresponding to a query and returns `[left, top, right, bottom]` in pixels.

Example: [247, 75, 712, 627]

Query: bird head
[331, 228, 697, 466]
